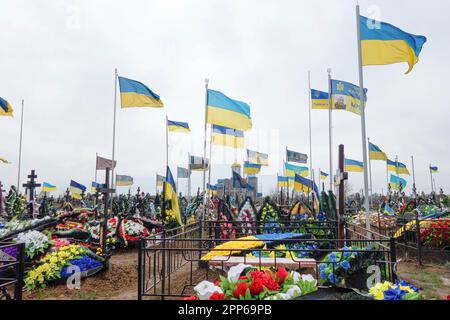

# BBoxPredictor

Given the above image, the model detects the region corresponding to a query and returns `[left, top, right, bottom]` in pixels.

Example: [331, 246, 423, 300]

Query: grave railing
[0, 242, 25, 300]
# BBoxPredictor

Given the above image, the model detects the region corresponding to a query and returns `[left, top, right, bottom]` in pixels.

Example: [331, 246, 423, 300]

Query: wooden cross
[22, 170, 41, 202]
[65, 188, 71, 202]
[337, 145, 348, 247]
[99, 167, 116, 254]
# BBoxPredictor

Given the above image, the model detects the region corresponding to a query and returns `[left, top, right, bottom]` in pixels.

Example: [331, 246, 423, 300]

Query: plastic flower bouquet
[369, 280, 421, 300]
[187, 264, 317, 300]
[15, 230, 53, 259]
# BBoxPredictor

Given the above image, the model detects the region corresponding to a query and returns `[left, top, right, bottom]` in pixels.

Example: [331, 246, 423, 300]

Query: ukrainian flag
[165, 166, 182, 226]
[211, 125, 244, 149]
[293, 174, 320, 210]
[345, 159, 364, 173]
[360, 15, 427, 74]
[430, 166, 439, 173]
[207, 89, 252, 131]
[0, 97, 13, 117]
[70, 180, 86, 199]
[277, 176, 288, 188]
[116, 175, 133, 187]
[390, 175, 407, 190]
[118, 76, 164, 108]
[320, 171, 329, 181]
[243, 162, 262, 175]
[369, 142, 387, 161]
[167, 120, 190, 133]
[311, 89, 329, 110]
[156, 174, 165, 187]
[396, 162, 410, 175]
[331, 80, 367, 116]
[285, 163, 309, 178]
[387, 159, 397, 172]
[42, 182, 57, 192]
[91, 182, 104, 193]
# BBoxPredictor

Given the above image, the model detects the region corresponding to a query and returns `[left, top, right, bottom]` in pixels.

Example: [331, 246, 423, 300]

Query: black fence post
[137, 239, 142, 301]
[389, 237, 397, 282]
[415, 211, 423, 266]
[14, 242, 25, 300]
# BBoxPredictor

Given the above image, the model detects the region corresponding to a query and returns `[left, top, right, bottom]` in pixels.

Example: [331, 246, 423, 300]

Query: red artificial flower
[183, 296, 198, 300]
[249, 277, 264, 295]
[262, 274, 280, 291]
[234, 282, 248, 299]
[214, 280, 221, 286]
[238, 276, 248, 281]
[209, 292, 225, 300]
[276, 268, 288, 284]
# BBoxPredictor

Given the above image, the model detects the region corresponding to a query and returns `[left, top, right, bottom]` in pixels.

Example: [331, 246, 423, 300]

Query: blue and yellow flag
[293, 174, 320, 210]
[207, 89, 252, 131]
[91, 182, 105, 193]
[320, 171, 329, 181]
[118, 76, 164, 109]
[243, 162, 262, 175]
[311, 89, 329, 110]
[277, 176, 288, 188]
[116, 175, 133, 187]
[369, 142, 387, 161]
[430, 166, 439, 173]
[70, 180, 86, 199]
[0, 97, 13, 117]
[42, 182, 57, 192]
[331, 80, 367, 116]
[211, 125, 244, 149]
[396, 161, 410, 175]
[0, 157, 10, 164]
[166, 166, 182, 226]
[387, 159, 397, 172]
[390, 175, 407, 190]
[383, 203, 396, 216]
[167, 120, 190, 133]
[285, 163, 309, 178]
[247, 150, 269, 166]
[360, 15, 427, 74]
[345, 159, 364, 172]
[156, 174, 165, 187]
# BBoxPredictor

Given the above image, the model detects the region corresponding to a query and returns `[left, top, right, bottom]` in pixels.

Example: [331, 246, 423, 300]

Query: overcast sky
[0, 0, 448, 196]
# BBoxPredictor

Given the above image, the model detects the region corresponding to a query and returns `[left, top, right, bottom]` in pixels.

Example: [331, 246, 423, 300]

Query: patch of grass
[75, 291, 97, 300]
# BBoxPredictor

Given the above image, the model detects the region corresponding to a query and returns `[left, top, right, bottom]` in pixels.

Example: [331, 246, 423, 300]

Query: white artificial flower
[301, 274, 317, 286]
[290, 271, 302, 284]
[194, 281, 222, 300]
[266, 293, 290, 300]
[227, 264, 252, 284]
[285, 285, 302, 299]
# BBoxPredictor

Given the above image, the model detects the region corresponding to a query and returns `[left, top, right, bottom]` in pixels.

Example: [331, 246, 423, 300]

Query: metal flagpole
[202, 79, 209, 220]
[367, 137, 373, 209]
[308, 71, 314, 190]
[207, 125, 213, 199]
[411, 156, 417, 197]
[165, 116, 169, 171]
[327, 68, 333, 192]
[386, 161, 389, 194]
[356, 5, 372, 234]
[429, 163, 433, 194]
[17, 100, 25, 191]
[111, 68, 118, 192]
[188, 153, 192, 199]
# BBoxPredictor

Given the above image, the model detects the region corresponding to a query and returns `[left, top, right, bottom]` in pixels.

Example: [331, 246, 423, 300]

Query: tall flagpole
[367, 137, 373, 208]
[386, 161, 389, 194]
[308, 71, 314, 190]
[165, 116, 169, 169]
[411, 156, 417, 197]
[207, 125, 213, 198]
[17, 100, 25, 191]
[327, 68, 333, 192]
[356, 5, 372, 234]
[111, 68, 118, 191]
[202, 79, 209, 220]
[429, 163, 433, 194]
[188, 153, 192, 199]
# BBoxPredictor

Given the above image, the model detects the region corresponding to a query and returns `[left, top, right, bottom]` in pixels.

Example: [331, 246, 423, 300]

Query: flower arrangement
[164, 210, 180, 230]
[60, 255, 103, 279]
[15, 230, 53, 259]
[24, 244, 87, 290]
[187, 264, 317, 300]
[369, 280, 421, 300]
[259, 203, 282, 234]
[218, 213, 236, 240]
[420, 219, 449, 248]
[237, 204, 257, 236]
[201, 236, 263, 261]
[318, 246, 383, 287]
[118, 219, 149, 246]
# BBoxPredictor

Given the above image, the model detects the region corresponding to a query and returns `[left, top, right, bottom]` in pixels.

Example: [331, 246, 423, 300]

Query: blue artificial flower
[328, 252, 337, 263]
[60, 255, 103, 278]
[320, 270, 327, 279]
[319, 263, 327, 271]
[383, 287, 409, 300]
[340, 260, 350, 271]
[328, 273, 339, 284]
[395, 280, 419, 292]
